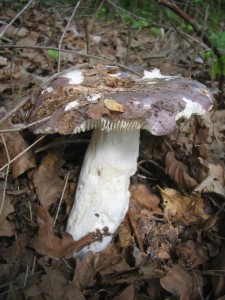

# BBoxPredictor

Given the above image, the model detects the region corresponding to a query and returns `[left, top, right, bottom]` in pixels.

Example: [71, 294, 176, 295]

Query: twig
[0, 0, 35, 38]
[0, 44, 142, 76]
[158, 4, 205, 62]
[125, 0, 138, 66]
[57, 0, 82, 72]
[0, 135, 10, 217]
[0, 96, 30, 126]
[54, 171, 70, 226]
[0, 135, 45, 172]
[31, 256, 36, 274]
[28, 201, 32, 221]
[187, 3, 209, 76]
[84, 18, 90, 64]
[156, 0, 224, 100]
[0, 116, 51, 133]
[23, 266, 29, 287]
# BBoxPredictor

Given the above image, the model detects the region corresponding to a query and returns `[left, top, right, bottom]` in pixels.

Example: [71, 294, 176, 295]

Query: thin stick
[0, 134, 11, 217]
[0, 116, 51, 133]
[53, 171, 70, 226]
[0, 135, 45, 172]
[23, 266, 29, 287]
[156, 0, 224, 99]
[57, 0, 82, 72]
[0, 0, 35, 38]
[61, 257, 73, 270]
[31, 256, 36, 274]
[0, 44, 142, 76]
[28, 201, 33, 221]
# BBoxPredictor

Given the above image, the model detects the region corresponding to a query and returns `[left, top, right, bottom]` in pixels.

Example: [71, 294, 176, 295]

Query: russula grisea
[29, 65, 214, 257]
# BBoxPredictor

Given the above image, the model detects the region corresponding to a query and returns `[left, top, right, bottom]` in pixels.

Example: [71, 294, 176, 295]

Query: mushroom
[28, 65, 214, 257]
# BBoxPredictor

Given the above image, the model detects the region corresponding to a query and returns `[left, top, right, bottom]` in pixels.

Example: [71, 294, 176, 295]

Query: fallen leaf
[160, 264, 203, 300]
[118, 218, 132, 249]
[32, 153, 64, 207]
[0, 194, 14, 237]
[30, 206, 97, 259]
[165, 151, 198, 190]
[0, 55, 8, 66]
[39, 266, 84, 300]
[104, 99, 125, 112]
[73, 252, 96, 289]
[87, 98, 121, 121]
[176, 240, 208, 268]
[0, 233, 28, 263]
[159, 187, 210, 224]
[0, 119, 36, 178]
[211, 247, 225, 298]
[117, 285, 136, 300]
[130, 184, 161, 211]
[193, 175, 225, 196]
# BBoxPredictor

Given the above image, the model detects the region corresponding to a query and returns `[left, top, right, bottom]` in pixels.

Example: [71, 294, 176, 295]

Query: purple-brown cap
[28, 65, 214, 136]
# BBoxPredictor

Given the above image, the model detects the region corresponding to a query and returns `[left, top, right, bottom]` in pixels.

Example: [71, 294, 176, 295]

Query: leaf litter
[0, 2, 225, 300]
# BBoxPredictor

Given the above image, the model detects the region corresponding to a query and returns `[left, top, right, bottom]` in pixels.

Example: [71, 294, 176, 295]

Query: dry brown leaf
[193, 175, 225, 196]
[39, 267, 85, 300]
[0, 194, 14, 237]
[117, 285, 136, 300]
[159, 187, 210, 224]
[0, 233, 28, 263]
[87, 98, 123, 121]
[118, 218, 132, 249]
[73, 252, 96, 289]
[0, 119, 36, 178]
[176, 240, 208, 268]
[165, 151, 198, 190]
[130, 184, 161, 211]
[32, 153, 64, 207]
[211, 247, 225, 298]
[160, 264, 203, 300]
[30, 206, 97, 259]
[104, 99, 125, 112]
[92, 246, 131, 284]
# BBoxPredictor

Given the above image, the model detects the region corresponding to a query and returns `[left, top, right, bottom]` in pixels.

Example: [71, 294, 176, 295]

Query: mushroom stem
[66, 128, 140, 257]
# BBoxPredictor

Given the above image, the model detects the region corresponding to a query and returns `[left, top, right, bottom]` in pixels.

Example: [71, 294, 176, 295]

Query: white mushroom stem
[66, 128, 140, 257]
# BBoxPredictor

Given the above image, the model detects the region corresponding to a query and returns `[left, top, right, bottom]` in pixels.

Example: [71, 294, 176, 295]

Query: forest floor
[0, 3, 225, 300]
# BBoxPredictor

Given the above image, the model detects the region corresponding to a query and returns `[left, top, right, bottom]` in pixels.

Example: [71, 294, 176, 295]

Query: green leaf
[47, 50, 58, 61]
[210, 31, 225, 48]
[211, 55, 225, 80]
[150, 27, 161, 35]
[132, 19, 149, 29]
[202, 50, 214, 60]
[181, 23, 193, 32]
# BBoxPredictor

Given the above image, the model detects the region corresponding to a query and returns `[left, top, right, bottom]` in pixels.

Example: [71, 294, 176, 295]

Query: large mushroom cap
[28, 65, 214, 135]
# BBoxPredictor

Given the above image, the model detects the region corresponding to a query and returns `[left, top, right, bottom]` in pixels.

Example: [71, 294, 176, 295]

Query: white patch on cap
[109, 72, 122, 77]
[86, 94, 102, 103]
[63, 70, 84, 85]
[46, 87, 53, 93]
[143, 68, 176, 81]
[65, 100, 80, 111]
[176, 97, 206, 120]
[41, 86, 53, 95]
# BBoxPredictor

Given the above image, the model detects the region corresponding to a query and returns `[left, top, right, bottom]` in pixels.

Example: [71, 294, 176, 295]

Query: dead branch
[0, 44, 142, 77]
[156, 0, 224, 100]
[0, 116, 51, 133]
